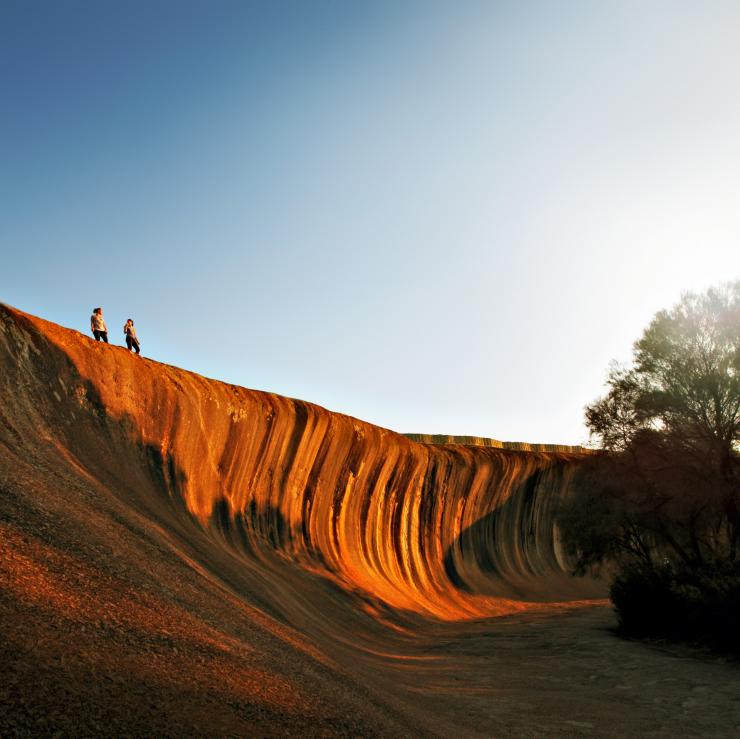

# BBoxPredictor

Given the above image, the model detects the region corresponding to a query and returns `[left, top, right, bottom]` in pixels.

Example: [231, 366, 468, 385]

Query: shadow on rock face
[444, 467, 607, 602]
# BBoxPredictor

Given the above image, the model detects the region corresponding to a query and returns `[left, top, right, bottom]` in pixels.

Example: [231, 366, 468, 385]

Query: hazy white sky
[2, 1, 739, 444]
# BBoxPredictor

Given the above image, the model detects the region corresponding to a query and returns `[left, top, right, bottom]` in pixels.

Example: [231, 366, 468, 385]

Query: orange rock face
[0, 304, 602, 623]
[10, 304, 740, 737]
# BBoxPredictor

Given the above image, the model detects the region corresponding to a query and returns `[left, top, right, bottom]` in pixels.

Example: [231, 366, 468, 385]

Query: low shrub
[610, 562, 740, 654]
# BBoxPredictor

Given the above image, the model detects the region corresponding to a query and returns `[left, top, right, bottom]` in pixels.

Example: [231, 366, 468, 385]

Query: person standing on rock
[123, 319, 141, 355]
[90, 307, 108, 343]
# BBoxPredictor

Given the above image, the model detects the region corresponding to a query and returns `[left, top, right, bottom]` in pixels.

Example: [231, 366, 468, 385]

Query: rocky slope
[1, 303, 613, 735]
[0, 304, 602, 621]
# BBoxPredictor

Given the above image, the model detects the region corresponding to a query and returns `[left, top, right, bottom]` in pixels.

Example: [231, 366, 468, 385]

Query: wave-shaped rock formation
[1, 304, 607, 734]
[0, 305, 600, 620]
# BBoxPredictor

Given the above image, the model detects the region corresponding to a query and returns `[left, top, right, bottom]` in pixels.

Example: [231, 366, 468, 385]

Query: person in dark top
[124, 319, 141, 354]
[90, 307, 108, 343]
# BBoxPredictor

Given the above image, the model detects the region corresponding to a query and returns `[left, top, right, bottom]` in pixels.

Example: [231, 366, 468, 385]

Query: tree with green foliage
[559, 281, 740, 649]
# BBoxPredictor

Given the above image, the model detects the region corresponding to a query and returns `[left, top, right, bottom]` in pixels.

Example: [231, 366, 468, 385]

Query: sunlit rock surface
[0, 304, 602, 621]
[2, 304, 626, 735]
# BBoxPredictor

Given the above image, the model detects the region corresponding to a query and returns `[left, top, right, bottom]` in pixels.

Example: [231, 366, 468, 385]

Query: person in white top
[90, 307, 108, 343]
[123, 319, 141, 355]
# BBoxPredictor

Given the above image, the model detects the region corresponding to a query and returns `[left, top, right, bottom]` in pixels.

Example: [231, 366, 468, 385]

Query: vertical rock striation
[0, 305, 603, 621]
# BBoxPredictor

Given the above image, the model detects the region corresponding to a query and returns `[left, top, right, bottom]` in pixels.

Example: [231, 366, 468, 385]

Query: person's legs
[100, 331, 108, 344]
[126, 336, 133, 351]
[133, 338, 140, 355]
[93, 330, 101, 341]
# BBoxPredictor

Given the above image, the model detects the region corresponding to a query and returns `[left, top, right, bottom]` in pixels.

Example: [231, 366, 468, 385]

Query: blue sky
[2, 1, 740, 444]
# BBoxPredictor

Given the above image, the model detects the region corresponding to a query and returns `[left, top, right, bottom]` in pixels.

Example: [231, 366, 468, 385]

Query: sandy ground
[354, 606, 740, 738]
